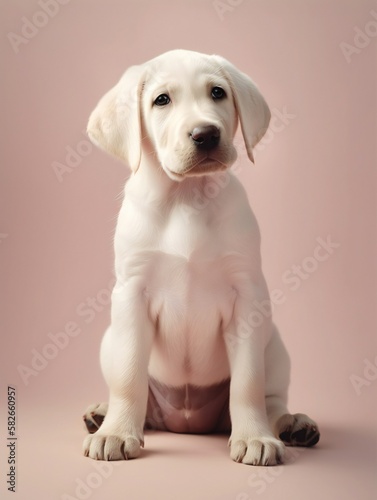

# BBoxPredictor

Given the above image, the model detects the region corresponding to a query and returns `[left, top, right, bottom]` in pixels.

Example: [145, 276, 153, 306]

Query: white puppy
[83, 49, 319, 466]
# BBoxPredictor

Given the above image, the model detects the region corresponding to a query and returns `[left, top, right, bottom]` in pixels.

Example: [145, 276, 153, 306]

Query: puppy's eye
[154, 94, 170, 106]
[211, 87, 226, 100]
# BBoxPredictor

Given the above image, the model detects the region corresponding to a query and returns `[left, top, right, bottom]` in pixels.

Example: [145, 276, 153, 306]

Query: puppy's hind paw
[83, 403, 108, 434]
[276, 413, 320, 447]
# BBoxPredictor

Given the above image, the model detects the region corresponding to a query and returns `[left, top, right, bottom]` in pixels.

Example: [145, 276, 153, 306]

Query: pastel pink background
[1, 1, 376, 499]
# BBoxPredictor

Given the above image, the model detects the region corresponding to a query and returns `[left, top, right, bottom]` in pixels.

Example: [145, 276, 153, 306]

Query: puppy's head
[87, 50, 270, 181]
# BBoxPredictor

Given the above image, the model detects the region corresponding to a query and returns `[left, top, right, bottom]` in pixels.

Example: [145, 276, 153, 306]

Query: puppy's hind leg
[83, 403, 108, 434]
[265, 325, 320, 448]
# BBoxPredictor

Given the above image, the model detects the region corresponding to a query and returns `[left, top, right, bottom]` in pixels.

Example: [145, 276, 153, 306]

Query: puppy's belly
[146, 377, 230, 433]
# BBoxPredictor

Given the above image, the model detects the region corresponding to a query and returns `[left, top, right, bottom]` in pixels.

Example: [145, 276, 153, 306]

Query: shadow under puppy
[83, 49, 320, 465]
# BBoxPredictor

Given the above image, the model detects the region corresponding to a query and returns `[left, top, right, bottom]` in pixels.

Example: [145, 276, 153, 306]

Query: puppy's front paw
[83, 432, 142, 461]
[229, 435, 285, 466]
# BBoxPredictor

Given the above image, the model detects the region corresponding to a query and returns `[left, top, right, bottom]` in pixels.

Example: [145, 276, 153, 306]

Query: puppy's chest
[147, 254, 234, 323]
[145, 215, 238, 333]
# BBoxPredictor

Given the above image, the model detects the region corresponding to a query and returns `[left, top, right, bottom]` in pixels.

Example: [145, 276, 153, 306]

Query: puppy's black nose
[191, 125, 220, 150]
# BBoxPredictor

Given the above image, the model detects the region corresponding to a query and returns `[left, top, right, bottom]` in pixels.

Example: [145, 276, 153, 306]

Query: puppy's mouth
[166, 155, 229, 180]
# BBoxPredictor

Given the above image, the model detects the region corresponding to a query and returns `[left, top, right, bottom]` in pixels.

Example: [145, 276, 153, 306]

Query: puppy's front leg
[225, 293, 285, 466]
[83, 285, 153, 461]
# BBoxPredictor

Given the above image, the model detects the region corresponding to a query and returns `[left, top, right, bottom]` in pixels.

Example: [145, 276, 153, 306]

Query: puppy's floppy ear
[87, 65, 145, 172]
[213, 56, 271, 163]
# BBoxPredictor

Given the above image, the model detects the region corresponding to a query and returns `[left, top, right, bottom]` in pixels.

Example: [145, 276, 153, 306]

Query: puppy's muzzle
[190, 125, 220, 151]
